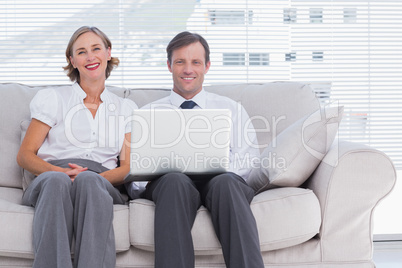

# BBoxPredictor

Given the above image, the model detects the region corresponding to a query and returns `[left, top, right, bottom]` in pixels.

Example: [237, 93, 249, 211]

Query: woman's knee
[37, 171, 72, 191]
[73, 171, 112, 198]
[24, 171, 72, 206]
[74, 171, 101, 186]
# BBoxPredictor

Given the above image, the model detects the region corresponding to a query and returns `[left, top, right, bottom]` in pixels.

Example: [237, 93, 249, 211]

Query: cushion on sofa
[0, 187, 24, 205]
[0, 84, 39, 189]
[248, 106, 343, 194]
[129, 187, 321, 254]
[252, 187, 321, 252]
[0, 197, 130, 259]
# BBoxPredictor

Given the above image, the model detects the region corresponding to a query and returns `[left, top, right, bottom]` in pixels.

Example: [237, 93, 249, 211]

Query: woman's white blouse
[30, 82, 138, 169]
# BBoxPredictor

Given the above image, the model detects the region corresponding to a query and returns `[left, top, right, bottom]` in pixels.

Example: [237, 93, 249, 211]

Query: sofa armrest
[305, 140, 396, 262]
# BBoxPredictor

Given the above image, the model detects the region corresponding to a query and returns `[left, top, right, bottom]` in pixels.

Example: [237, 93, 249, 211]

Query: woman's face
[70, 31, 111, 84]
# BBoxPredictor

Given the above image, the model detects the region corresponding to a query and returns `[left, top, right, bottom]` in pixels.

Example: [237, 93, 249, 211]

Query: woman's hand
[64, 163, 88, 181]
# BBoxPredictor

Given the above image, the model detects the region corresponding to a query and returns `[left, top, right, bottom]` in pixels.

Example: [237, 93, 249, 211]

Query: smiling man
[128, 31, 264, 268]
[167, 40, 210, 99]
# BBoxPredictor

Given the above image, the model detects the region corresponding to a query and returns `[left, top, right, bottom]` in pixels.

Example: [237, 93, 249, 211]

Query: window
[1, 0, 402, 238]
[223, 53, 245, 65]
[312, 51, 323, 61]
[208, 10, 253, 25]
[249, 53, 269, 65]
[344, 8, 357, 23]
[223, 53, 268, 66]
[285, 52, 296, 62]
[310, 8, 323, 23]
[283, 8, 297, 23]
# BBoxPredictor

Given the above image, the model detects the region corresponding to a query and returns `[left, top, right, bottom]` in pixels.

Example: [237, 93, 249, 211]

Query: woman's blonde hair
[63, 26, 119, 83]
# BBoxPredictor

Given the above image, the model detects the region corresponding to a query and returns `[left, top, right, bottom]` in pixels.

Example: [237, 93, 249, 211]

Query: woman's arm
[17, 119, 61, 175]
[99, 132, 131, 185]
[17, 119, 87, 178]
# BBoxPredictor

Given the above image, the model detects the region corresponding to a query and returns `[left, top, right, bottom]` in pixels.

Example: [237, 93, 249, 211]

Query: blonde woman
[17, 26, 137, 268]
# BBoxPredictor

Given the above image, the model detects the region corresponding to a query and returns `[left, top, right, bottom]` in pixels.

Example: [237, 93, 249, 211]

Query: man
[129, 31, 264, 268]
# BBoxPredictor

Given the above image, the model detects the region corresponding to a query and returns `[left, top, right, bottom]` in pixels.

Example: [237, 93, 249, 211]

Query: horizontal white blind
[1, 0, 401, 169]
[287, 1, 402, 170]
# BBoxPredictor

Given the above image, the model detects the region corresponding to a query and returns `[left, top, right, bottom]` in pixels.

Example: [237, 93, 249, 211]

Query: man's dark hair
[166, 31, 210, 65]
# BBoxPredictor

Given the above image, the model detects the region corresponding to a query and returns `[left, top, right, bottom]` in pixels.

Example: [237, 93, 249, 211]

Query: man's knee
[152, 172, 200, 204]
[206, 172, 254, 203]
[157, 172, 193, 190]
[209, 173, 242, 189]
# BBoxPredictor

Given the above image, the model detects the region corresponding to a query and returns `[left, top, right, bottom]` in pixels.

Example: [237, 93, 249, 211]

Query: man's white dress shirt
[143, 89, 260, 180]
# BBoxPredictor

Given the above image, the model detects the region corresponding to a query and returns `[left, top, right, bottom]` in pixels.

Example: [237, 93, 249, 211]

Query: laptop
[126, 108, 232, 182]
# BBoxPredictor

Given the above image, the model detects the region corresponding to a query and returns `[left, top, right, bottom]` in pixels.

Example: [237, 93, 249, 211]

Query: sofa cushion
[0, 192, 130, 259]
[248, 106, 343, 194]
[0, 187, 24, 205]
[0, 84, 38, 189]
[0, 198, 35, 259]
[252, 188, 321, 252]
[129, 187, 321, 254]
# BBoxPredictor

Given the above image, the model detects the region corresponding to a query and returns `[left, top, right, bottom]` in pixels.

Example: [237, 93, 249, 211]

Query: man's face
[167, 42, 210, 100]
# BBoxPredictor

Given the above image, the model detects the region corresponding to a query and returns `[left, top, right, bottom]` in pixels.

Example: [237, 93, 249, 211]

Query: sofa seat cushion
[129, 187, 321, 254]
[0, 187, 24, 204]
[252, 187, 321, 252]
[0, 190, 131, 259]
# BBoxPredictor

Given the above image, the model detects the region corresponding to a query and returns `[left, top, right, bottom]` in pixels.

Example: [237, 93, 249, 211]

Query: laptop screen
[127, 109, 232, 181]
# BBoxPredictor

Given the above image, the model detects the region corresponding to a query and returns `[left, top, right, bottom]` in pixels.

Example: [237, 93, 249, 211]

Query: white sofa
[0, 82, 396, 267]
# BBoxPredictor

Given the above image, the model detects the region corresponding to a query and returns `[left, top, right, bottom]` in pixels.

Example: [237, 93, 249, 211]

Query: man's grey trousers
[144, 172, 264, 268]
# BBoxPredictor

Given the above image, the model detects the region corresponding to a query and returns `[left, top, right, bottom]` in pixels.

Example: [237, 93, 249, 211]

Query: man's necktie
[180, 100, 197, 109]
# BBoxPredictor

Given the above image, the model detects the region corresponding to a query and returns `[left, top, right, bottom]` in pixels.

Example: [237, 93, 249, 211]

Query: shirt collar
[169, 89, 207, 109]
[72, 82, 109, 102]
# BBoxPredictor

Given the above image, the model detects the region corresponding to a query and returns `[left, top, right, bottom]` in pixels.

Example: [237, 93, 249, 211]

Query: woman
[17, 26, 137, 268]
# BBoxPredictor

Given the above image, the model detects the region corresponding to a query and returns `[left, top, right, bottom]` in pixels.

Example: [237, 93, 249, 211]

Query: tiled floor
[373, 241, 402, 267]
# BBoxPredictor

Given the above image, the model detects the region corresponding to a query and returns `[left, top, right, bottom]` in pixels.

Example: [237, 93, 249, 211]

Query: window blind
[1, 0, 401, 171]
